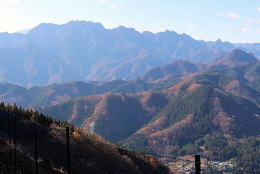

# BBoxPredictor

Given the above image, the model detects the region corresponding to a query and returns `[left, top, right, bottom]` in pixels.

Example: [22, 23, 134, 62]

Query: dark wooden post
[34, 116, 38, 174]
[13, 114, 17, 174]
[195, 155, 201, 174]
[66, 127, 71, 174]
[8, 111, 12, 174]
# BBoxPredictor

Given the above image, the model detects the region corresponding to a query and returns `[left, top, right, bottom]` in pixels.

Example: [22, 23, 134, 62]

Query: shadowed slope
[0, 103, 169, 174]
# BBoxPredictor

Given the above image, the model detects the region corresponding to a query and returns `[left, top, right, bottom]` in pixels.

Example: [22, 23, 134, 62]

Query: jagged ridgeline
[0, 103, 169, 174]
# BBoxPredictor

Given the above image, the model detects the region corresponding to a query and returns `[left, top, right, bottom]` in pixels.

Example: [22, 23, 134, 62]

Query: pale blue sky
[0, 0, 260, 43]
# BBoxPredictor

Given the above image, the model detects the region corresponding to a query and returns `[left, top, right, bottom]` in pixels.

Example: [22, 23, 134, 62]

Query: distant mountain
[0, 49, 259, 108]
[235, 43, 260, 57]
[0, 49, 259, 107]
[140, 60, 199, 82]
[1, 20, 259, 86]
[208, 49, 258, 69]
[0, 103, 169, 174]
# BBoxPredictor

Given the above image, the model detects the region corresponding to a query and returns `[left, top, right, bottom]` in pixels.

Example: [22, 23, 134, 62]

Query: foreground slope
[0, 138, 63, 174]
[0, 103, 169, 174]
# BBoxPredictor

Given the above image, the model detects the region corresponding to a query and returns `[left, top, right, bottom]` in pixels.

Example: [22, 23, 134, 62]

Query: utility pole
[13, 114, 17, 174]
[66, 127, 71, 174]
[34, 116, 39, 174]
[7, 110, 12, 174]
[195, 155, 201, 174]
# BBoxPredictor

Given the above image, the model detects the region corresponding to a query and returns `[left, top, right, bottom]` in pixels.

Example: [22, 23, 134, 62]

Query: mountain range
[0, 49, 259, 107]
[0, 24, 260, 172]
[29, 49, 260, 171]
[0, 20, 260, 86]
[0, 79, 170, 108]
[35, 50, 260, 139]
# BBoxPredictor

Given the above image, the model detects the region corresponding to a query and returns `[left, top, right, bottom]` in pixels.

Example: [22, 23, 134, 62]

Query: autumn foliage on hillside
[0, 102, 169, 174]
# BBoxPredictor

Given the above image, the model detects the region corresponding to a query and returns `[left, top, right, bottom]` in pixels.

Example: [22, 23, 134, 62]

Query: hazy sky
[0, 0, 260, 43]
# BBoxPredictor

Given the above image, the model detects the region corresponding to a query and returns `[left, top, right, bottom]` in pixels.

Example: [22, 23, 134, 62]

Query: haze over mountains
[1, 49, 259, 107]
[0, 20, 260, 86]
[209, 48, 258, 69]
[35, 49, 260, 134]
[0, 79, 161, 108]
[140, 60, 199, 82]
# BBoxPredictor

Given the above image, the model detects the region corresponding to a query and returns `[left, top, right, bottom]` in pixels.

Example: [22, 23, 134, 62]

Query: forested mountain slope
[0, 103, 169, 174]
[37, 80, 260, 171]
[0, 79, 165, 107]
